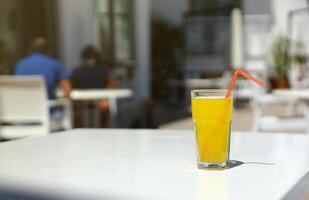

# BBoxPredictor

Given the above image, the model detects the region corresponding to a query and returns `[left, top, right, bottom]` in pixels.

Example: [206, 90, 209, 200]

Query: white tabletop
[70, 89, 133, 100]
[0, 129, 309, 199]
[273, 89, 309, 100]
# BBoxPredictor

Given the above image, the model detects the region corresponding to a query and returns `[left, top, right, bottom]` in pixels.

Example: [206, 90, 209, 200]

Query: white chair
[0, 76, 72, 140]
[251, 93, 308, 133]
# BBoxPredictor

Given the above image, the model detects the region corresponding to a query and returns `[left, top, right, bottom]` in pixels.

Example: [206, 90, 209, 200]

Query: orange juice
[192, 96, 233, 165]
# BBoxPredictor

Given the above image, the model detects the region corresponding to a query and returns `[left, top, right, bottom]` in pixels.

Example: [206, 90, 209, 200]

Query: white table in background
[0, 129, 309, 199]
[70, 89, 133, 127]
[273, 89, 309, 100]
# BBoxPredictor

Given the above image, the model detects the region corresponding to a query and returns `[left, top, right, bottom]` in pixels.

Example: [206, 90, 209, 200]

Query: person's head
[29, 37, 49, 55]
[81, 44, 102, 66]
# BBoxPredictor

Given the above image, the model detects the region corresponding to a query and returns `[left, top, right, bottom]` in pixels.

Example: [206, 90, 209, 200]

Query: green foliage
[271, 36, 307, 76]
[271, 36, 290, 76]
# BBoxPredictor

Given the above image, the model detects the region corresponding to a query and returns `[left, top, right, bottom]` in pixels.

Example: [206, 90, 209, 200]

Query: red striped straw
[225, 69, 266, 98]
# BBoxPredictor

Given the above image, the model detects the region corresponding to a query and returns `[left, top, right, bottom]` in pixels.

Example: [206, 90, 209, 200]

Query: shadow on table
[227, 160, 276, 169]
[0, 187, 59, 200]
[0, 184, 111, 200]
[282, 169, 309, 200]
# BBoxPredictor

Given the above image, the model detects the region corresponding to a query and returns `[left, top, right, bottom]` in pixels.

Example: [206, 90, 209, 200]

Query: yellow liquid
[192, 97, 233, 163]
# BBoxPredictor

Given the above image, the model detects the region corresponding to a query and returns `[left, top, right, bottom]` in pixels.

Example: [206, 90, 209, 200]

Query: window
[96, 0, 134, 65]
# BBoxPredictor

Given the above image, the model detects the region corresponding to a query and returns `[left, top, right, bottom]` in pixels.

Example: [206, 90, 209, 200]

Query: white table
[70, 89, 133, 127]
[273, 89, 309, 100]
[0, 129, 309, 199]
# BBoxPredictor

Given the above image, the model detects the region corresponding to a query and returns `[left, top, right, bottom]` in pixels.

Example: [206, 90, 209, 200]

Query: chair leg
[251, 117, 260, 133]
[286, 100, 297, 116]
[63, 100, 72, 130]
[250, 99, 261, 133]
[304, 102, 309, 134]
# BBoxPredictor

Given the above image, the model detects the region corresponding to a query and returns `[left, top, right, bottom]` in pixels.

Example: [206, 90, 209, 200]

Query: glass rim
[191, 89, 232, 98]
[191, 89, 228, 93]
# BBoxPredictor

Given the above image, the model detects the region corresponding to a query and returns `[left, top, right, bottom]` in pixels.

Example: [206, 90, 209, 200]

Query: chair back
[0, 76, 49, 139]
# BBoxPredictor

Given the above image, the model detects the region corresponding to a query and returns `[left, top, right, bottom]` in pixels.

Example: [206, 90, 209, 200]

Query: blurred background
[1, 0, 309, 138]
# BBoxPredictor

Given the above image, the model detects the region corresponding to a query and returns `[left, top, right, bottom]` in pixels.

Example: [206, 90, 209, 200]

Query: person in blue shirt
[14, 37, 71, 99]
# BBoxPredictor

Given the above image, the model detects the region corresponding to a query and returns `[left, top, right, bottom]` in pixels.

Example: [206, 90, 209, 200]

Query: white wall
[57, 0, 96, 69]
[151, 0, 188, 25]
[271, 0, 307, 33]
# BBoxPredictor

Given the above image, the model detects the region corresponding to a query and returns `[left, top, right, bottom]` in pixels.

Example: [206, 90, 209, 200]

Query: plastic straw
[225, 69, 266, 98]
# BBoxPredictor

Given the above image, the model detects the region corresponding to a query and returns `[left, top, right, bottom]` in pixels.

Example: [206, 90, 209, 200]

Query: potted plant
[269, 36, 290, 89]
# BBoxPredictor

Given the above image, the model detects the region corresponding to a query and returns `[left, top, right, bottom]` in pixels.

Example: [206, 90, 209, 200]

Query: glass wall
[0, 0, 57, 74]
[184, 0, 242, 78]
[0, 0, 18, 74]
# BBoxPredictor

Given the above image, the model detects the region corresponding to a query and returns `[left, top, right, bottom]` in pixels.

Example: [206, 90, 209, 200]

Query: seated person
[14, 37, 71, 99]
[71, 45, 116, 89]
[14, 37, 72, 121]
[71, 45, 116, 127]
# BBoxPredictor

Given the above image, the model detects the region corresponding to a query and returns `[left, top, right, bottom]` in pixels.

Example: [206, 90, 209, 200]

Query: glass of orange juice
[191, 89, 233, 169]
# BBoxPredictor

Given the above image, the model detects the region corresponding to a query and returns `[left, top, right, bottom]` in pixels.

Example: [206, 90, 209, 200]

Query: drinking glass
[191, 89, 233, 169]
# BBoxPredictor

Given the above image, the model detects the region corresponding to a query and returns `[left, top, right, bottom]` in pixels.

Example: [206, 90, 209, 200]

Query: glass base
[198, 161, 227, 170]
